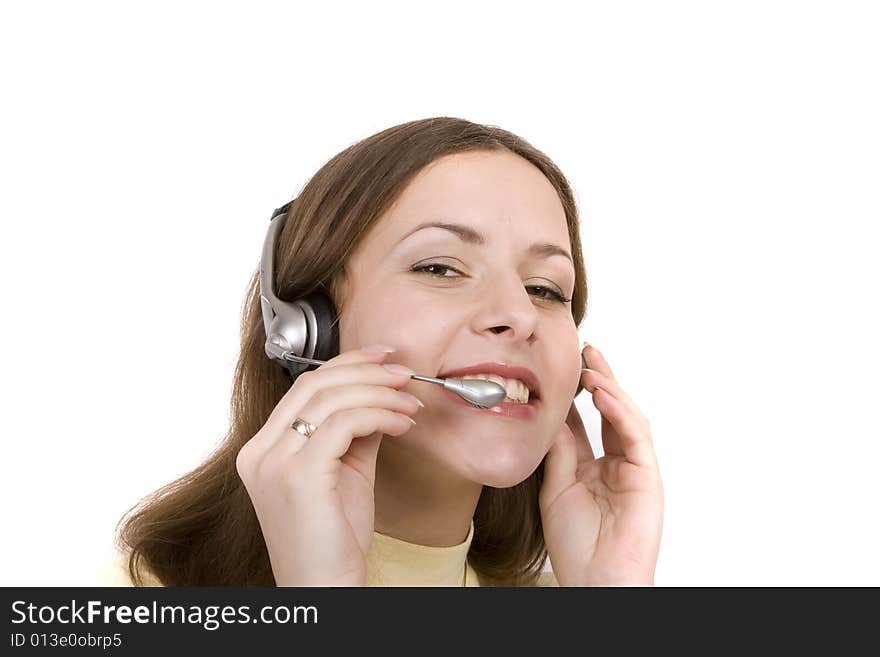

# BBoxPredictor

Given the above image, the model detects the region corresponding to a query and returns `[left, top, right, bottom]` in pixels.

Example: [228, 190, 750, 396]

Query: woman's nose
[471, 275, 540, 337]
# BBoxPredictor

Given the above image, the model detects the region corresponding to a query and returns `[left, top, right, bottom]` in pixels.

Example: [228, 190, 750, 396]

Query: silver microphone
[279, 352, 508, 409]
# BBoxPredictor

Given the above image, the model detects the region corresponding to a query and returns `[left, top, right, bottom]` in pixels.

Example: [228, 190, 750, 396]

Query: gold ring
[290, 417, 317, 438]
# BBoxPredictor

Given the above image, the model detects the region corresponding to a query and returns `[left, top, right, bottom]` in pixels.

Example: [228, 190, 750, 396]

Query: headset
[259, 200, 340, 380]
[259, 200, 588, 392]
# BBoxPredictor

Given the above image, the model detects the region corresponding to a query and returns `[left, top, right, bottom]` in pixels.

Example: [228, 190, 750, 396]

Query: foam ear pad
[301, 290, 340, 366]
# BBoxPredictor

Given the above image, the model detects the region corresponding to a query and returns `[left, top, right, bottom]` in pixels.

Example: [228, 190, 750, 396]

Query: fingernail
[383, 363, 414, 376]
[399, 391, 424, 407]
[408, 417, 417, 425]
[582, 340, 591, 350]
[364, 344, 396, 353]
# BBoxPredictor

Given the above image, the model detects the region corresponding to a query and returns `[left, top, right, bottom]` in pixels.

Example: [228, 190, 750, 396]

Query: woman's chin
[406, 409, 550, 486]
[462, 442, 544, 488]
[476, 467, 536, 489]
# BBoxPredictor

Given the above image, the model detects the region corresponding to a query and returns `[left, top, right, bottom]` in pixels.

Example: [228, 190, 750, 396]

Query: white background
[1, 1, 877, 586]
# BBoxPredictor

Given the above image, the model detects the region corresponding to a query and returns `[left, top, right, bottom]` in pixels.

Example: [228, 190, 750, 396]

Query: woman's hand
[539, 343, 664, 586]
[235, 345, 422, 586]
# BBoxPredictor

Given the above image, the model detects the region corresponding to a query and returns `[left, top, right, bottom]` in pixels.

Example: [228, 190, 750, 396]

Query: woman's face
[333, 150, 581, 487]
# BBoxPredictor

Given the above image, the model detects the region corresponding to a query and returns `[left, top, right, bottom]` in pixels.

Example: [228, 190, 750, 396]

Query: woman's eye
[413, 263, 460, 278]
[527, 285, 571, 304]
[412, 263, 571, 304]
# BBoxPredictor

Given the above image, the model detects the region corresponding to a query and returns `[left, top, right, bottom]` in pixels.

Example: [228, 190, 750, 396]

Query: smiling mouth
[457, 378, 539, 405]
[496, 396, 540, 407]
[493, 393, 539, 407]
[453, 379, 537, 406]
[438, 386, 540, 419]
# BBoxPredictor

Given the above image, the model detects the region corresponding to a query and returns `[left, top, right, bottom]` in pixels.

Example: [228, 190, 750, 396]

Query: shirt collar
[365, 519, 475, 586]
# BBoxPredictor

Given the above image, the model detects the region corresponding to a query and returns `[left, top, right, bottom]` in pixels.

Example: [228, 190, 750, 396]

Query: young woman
[102, 117, 664, 587]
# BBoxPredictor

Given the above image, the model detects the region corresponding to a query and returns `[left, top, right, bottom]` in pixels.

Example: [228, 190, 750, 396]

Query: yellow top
[96, 519, 558, 587]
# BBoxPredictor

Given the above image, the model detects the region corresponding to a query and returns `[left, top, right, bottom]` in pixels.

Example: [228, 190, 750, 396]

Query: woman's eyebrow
[397, 221, 573, 265]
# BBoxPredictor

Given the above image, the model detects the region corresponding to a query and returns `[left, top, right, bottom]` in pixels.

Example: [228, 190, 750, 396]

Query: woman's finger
[297, 407, 417, 469]
[582, 342, 614, 378]
[581, 344, 647, 420]
[257, 344, 392, 440]
[565, 400, 595, 464]
[581, 344, 655, 467]
[263, 351, 409, 440]
[593, 387, 656, 467]
[320, 344, 398, 369]
[269, 382, 422, 456]
[579, 368, 643, 418]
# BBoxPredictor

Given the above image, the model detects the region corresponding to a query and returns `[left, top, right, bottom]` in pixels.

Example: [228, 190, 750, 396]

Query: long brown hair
[115, 116, 588, 586]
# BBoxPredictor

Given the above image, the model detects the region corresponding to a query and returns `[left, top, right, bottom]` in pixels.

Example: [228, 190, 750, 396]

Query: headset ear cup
[301, 290, 340, 364]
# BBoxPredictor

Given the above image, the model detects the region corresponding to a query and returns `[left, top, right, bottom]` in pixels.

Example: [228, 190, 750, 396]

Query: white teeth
[460, 374, 530, 403]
